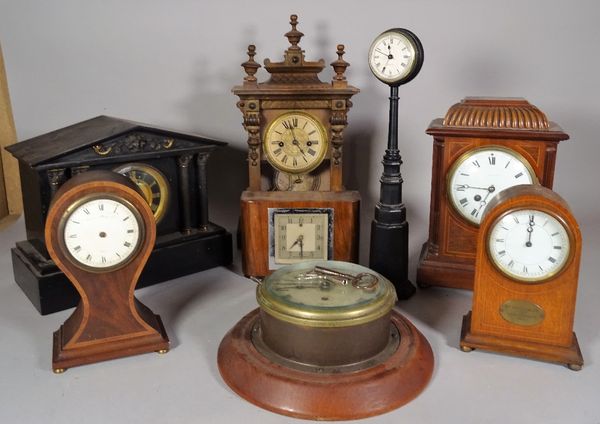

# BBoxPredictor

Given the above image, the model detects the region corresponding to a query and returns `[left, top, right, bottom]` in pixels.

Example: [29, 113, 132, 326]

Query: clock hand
[456, 184, 494, 191]
[289, 128, 306, 155]
[476, 185, 496, 215]
[299, 235, 304, 258]
[288, 238, 299, 250]
[526, 214, 535, 247]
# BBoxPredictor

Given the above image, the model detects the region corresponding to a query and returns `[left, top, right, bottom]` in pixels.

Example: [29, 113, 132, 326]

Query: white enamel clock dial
[263, 112, 328, 174]
[488, 209, 570, 282]
[448, 147, 537, 225]
[368, 29, 421, 85]
[62, 197, 142, 270]
[273, 212, 330, 265]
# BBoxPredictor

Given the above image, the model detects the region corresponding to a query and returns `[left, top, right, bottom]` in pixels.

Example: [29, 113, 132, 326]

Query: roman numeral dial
[62, 197, 142, 270]
[263, 112, 328, 174]
[447, 147, 537, 225]
[488, 209, 570, 282]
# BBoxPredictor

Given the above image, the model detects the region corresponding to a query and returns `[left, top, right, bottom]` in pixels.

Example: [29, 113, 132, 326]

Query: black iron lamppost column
[369, 85, 415, 299]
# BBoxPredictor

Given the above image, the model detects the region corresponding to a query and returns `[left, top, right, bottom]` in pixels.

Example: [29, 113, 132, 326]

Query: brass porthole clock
[233, 15, 360, 277]
[417, 97, 570, 290]
[45, 170, 169, 372]
[460, 185, 583, 370]
[218, 261, 434, 420]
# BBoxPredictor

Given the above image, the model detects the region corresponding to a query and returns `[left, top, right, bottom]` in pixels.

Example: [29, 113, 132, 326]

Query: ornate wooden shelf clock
[460, 185, 583, 370]
[7, 116, 232, 314]
[417, 97, 569, 290]
[46, 171, 169, 372]
[233, 15, 360, 277]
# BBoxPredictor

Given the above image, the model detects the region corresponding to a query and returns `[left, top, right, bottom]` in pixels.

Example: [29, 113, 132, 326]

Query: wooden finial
[285, 14, 304, 50]
[242, 44, 261, 85]
[331, 44, 349, 86]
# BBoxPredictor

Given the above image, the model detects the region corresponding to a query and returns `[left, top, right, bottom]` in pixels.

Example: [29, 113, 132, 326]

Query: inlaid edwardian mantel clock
[7, 116, 232, 314]
[417, 97, 569, 290]
[460, 185, 583, 369]
[46, 171, 169, 372]
[233, 15, 360, 277]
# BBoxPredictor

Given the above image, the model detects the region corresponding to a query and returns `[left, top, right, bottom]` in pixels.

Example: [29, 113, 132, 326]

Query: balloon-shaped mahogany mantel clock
[45, 170, 169, 373]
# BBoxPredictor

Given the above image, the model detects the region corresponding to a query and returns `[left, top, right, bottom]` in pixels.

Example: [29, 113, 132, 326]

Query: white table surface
[0, 217, 598, 424]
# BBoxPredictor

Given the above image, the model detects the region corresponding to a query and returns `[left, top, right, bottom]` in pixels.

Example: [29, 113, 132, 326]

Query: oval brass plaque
[499, 300, 545, 326]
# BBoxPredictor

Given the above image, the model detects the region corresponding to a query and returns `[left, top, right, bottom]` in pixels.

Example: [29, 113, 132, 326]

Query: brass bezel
[256, 261, 397, 328]
[486, 207, 574, 284]
[368, 30, 417, 84]
[446, 145, 539, 227]
[57, 193, 145, 273]
[113, 162, 170, 223]
[263, 111, 328, 174]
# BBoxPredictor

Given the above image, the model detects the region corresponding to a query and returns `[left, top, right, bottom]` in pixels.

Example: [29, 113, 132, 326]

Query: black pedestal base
[11, 225, 233, 315]
[369, 214, 416, 300]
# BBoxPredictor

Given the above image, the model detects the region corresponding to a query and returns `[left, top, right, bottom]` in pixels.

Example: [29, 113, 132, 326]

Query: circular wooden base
[218, 308, 434, 421]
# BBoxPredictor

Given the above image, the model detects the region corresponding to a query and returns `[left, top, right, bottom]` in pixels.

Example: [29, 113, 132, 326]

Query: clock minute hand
[526, 214, 535, 247]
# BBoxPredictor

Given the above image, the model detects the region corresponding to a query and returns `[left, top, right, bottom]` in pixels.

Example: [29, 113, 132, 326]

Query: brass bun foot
[53, 368, 66, 374]
[156, 349, 169, 355]
[461, 345, 473, 352]
[568, 363, 582, 371]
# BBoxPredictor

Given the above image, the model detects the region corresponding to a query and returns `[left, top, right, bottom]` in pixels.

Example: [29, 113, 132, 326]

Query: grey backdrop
[0, 1, 598, 423]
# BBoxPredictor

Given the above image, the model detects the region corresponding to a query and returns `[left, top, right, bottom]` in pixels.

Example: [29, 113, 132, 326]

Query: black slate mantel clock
[7, 115, 232, 314]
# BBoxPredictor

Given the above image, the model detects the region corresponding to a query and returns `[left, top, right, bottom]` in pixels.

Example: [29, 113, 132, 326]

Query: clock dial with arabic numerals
[263, 112, 328, 174]
[447, 147, 537, 225]
[488, 209, 570, 282]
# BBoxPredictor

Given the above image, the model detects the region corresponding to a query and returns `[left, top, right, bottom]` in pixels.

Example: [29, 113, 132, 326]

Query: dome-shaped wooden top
[442, 97, 549, 130]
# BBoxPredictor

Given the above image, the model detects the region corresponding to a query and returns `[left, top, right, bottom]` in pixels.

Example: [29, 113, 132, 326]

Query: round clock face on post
[487, 209, 571, 282]
[447, 147, 538, 225]
[263, 111, 328, 174]
[60, 195, 143, 271]
[113, 163, 170, 223]
[368, 28, 424, 86]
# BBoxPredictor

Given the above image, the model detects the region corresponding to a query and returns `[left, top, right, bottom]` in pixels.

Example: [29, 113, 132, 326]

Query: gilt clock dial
[447, 146, 537, 225]
[113, 163, 170, 223]
[488, 209, 571, 282]
[61, 195, 143, 271]
[263, 111, 328, 174]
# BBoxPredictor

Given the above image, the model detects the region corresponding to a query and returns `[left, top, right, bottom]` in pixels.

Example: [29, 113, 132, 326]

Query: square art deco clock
[417, 97, 569, 290]
[233, 15, 360, 277]
[460, 185, 583, 369]
[7, 116, 232, 314]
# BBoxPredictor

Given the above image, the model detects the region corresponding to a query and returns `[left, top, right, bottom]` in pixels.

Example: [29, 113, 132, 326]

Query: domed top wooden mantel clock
[417, 97, 569, 290]
[460, 184, 583, 370]
[233, 15, 360, 277]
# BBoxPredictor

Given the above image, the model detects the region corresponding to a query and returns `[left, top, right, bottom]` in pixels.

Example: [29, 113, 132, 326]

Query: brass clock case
[445, 145, 539, 227]
[113, 163, 170, 223]
[262, 111, 328, 174]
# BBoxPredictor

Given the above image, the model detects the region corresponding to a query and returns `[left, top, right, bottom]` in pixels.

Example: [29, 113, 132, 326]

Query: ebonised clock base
[460, 312, 584, 370]
[11, 225, 232, 315]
